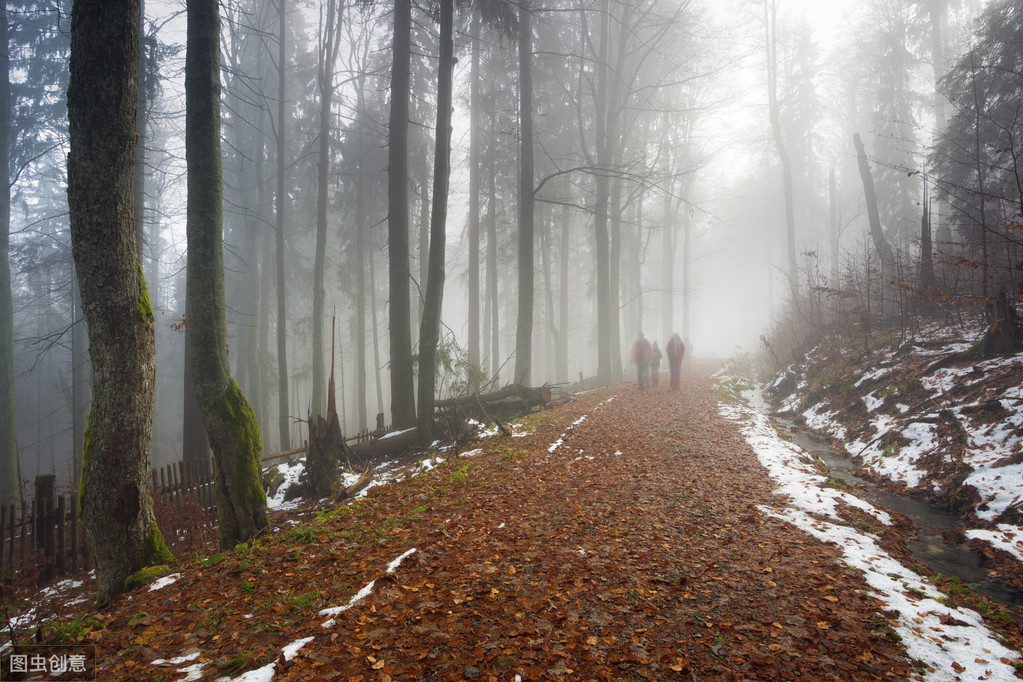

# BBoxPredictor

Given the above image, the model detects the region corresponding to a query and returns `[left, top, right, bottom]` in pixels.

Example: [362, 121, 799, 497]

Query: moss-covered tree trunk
[68, 0, 171, 604]
[0, 3, 19, 510]
[186, 0, 268, 549]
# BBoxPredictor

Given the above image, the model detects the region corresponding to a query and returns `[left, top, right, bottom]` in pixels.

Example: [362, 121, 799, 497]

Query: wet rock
[942, 528, 966, 545]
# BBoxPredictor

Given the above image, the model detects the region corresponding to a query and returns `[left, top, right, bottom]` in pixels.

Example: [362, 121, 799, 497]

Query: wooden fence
[0, 492, 90, 587]
[2, 424, 396, 588]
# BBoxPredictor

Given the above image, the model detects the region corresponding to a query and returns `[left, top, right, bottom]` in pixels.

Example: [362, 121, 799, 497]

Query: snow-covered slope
[766, 320, 1023, 564]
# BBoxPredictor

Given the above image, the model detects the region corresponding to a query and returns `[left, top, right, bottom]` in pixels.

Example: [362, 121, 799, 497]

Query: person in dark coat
[630, 332, 653, 389]
[666, 333, 685, 390]
[650, 341, 662, 387]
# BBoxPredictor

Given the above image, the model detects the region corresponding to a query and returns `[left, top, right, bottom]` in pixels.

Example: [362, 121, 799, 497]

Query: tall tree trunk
[486, 144, 500, 382]
[69, 0, 171, 604]
[853, 132, 895, 268]
[541, 205, 556, 380]
[275, 0, 291, 449]
[417, 0, 454, 433]
[182, 326, 211, 462]
[592, 0, 612, 385]
[467, 8, 481, 378]
[513, 0, 534, 386]
[186, 0, 268, 549]
[829, 166, 839, 285]
[969, 48, 988, 300]
[0, 3, 18, 509]
[354, 88, 369, 432]
[920, 181, 934, 291]
[312, 0, 342, 420]
[387, 0, 416, 427]
[368, 236, 385, 422]
[558, 203, 569, 383]
[661, 176, 674, 341]
[134, 0, 146, 258]
[71, 271, 90, 494]
[417, 154, 429, 330]
[765, 0, 797, 292]
[609, 172, 623, 383]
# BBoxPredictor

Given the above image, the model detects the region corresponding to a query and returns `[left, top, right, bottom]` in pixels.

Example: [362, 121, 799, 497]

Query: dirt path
[92, 370, 927, 680]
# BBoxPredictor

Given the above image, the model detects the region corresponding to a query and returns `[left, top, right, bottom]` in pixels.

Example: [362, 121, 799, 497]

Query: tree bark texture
[312, 0, 342, 420]
[68, 0, 170, 603]
[467, 9, 481, 377]
[185, 0, 268, 549]
[388, 0, 416, 427]
[514, 0, 534, 386]
[0, 3, 18, 509]
[275, 0, 291, 449]
[417, 0, 454, 433]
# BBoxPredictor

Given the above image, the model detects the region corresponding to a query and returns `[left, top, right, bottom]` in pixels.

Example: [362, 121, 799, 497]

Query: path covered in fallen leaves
[98, 369, 923, 680]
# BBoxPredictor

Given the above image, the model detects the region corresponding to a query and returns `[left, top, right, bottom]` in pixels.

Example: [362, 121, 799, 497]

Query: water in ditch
[778, 419, 1022, 607]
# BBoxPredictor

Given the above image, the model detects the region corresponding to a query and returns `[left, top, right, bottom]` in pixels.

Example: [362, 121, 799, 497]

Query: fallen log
[349, 427, 422, 462]
[435, 383, 551, 413]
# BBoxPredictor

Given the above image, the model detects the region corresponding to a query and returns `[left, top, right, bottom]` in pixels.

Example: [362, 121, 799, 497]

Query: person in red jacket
[666, 333, 685, 390]
[630, 332, 654, 389]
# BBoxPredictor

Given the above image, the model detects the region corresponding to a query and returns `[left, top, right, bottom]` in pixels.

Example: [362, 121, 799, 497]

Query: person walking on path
[650, 341, 662, 387]
[630, 332, 653, 389]
[666, 333, 685, 390]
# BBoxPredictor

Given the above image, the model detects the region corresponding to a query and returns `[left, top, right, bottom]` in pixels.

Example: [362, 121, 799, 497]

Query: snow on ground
[719, 401, 892, 525]
[162, 549, 418, 681]
[967, 525, 1023, 563]
[719, 386, 1020, 681]
[790, 346, 1023, 548]
[267, 461, 305, 510]
[148, 572, 182, 592]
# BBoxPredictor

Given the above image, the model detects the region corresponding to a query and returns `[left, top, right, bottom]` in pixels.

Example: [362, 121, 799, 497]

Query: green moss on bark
[143, 523, 175, 566]
[219, 379, 266, 530]
[136, 263, 154, 324]
[123, 564, 172, 591]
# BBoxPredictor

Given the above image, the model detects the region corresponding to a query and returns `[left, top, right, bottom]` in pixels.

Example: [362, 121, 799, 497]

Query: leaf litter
[13, 366, 1023, 680]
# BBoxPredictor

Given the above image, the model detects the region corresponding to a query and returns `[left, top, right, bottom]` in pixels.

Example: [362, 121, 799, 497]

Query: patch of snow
[386, 548, 417, 573]
[379, 427, 417, 440]
[966, 524, 1023, 562]
[854, 367, 889, 387]
[863, 391, 884, 413]
[762, 507, 1018, 681]
[719, 402, 891, 525]
[320, 580, 376, 626]
[217, 638, 312, 682]
[267, 461, 305, 510]
[148, 573, 182, 592]
[548, 438, 564, 453]
[177, 663, 206, 681]
[152, 651, 201, 666]
[965, 464, 1023, 522]
[718, 377, 1020, 679]
[460, 448, 483, 457]
[571, 415, 587, 426]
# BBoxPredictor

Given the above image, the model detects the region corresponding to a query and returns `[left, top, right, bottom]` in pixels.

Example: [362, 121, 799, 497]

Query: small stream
[745, 391, 1023, 606]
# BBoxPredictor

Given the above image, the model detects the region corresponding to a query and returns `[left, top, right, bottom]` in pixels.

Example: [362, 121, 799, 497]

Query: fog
[5, 0, 1017, 500]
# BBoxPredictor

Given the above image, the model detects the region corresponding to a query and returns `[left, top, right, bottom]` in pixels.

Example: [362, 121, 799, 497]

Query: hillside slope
[765, 317, 1023, 583]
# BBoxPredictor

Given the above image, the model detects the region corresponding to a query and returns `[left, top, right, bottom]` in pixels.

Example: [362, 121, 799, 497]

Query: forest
[1, 0, 1022, 608]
